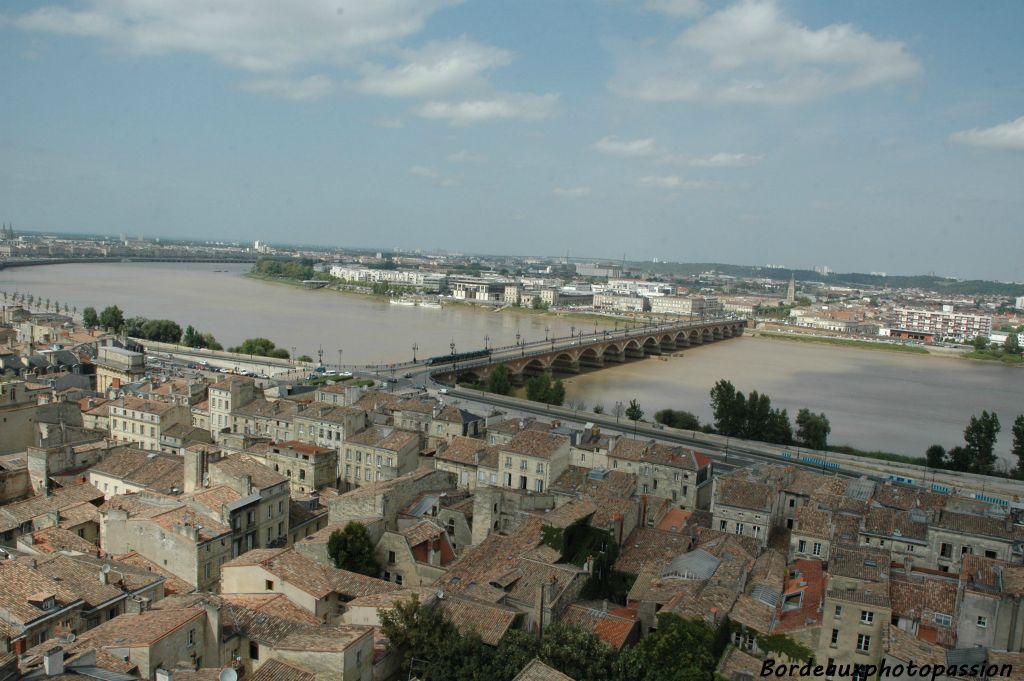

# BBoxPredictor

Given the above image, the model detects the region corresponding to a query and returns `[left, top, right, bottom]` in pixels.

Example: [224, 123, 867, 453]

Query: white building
[891, 307, 992, 342]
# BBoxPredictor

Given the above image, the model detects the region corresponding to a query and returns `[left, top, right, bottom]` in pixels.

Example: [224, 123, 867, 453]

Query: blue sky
[1, 0, 1022, 279]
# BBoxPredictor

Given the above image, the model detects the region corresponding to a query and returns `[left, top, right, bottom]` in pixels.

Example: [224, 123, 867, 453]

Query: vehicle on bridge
[423, 348, 492, 366]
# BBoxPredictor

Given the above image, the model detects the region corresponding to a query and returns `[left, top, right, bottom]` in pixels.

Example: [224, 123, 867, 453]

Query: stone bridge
[438, 318, 747, 385]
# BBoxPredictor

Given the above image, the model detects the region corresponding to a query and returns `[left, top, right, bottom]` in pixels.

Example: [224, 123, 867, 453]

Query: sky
[1, 1, 1022, 280]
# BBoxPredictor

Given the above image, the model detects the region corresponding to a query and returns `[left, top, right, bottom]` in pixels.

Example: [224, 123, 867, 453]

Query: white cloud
[951, 116, 1024, 151]
[416, 93, 558, 125]
[409, 165, 458, 186]
[448, 150, 488, 162]
[593, 136, 660, 158]
[239, 75, 334, 101]
[687, 152, 763, 167]
[644, 0, 705, 18]
[617, 0, 921, 105]
[552, 186, 591, 199]
[358, 38, 511, 97]
[636, 175, 711, 189]
[10, 0, 459, 73]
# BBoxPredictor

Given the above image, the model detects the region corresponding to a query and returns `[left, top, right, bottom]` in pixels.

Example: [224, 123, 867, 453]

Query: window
[735, 522, 744, 535]
[188, 629, 195, 646]
[720, 520, 727, 531]
[753, 526, 761, 538]
[813, 542, 822, 556]
[204, 563, 211, 579]
[934, 613, 952, 627]
[860, 611, 873, 624]
[447, 518, 456, 535]
[266, 579, 274, 590]
[940, 542, 952, 558]
[977, 616, 988, 628]
[249, 642, 260, 661]
[798, 540, 807, 553]
[299, 469, 306, 480]
[388, 551, 396, 564]
[505, 456, 512, 468]
[536, 462, 544, 474]
[396, 574, 404, 586]
[535, 479, 544, 492]
[985, 550, 998, 559]
[830, 629, 839, 647]
[834, 605, 843, 618]
[789, 498, 796, 507]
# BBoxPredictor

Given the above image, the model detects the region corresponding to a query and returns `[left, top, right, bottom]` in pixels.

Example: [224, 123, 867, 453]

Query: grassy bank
[758, 331, 930, 354]
[827, 444, 927, 467]
[964, 350, 1024, 365]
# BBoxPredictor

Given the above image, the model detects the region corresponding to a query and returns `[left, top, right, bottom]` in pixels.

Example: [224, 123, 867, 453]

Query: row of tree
[973, 333, 1022, 355]
[81, 305, 224, 348]
[1, 290, 76, 315]
[708, 380, 832, 449]
[381, 596, 718, 681]
[251, 257, 317, 280]
[227, 337, 290, 359]
[926, 412, 1024, 477]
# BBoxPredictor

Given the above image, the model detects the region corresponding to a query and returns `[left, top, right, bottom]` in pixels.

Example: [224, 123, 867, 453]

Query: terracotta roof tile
[559, 603, 636, 651]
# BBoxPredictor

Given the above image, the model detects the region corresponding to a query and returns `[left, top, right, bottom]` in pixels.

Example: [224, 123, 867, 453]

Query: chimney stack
[43, 647, 64, 676]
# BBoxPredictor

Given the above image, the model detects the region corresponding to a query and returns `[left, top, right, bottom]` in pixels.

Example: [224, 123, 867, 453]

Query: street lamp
[570, 325, 575, 338]
[337, 348, 343, 370]
[515, 330, 521, 346]
[484, 334, 490, 350]
[412, 343, 418, 363]
[544, 326, 550, 341]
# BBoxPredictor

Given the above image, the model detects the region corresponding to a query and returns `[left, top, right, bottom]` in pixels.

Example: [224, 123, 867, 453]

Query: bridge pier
[551, 360, 580, 374]
[577, 355, 604, 369]
[624, 347, 646, 359]
[660, 339, 677, 353]
[603, 350, 626, 363]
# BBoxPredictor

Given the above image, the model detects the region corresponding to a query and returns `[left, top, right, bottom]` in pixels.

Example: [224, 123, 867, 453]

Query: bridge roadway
[444, 387, 1024, 505]
[427, 316, 748, 385]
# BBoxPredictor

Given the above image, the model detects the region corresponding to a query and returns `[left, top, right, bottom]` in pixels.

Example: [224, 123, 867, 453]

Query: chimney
[544, 574, 557, 603]
[602, 599, 609, 612]
[99, 566, 109, 585]
[155, 670, 174, 681]
[203, 600, 221, 643]
[244, 474, 253, 496]
[905, 558, 913, 576]
[43, 647, 64, 676]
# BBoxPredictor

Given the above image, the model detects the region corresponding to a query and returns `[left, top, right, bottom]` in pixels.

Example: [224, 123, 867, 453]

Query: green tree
[926, 444, 947, 469]
[796, 408, 831, 450]
[549, 379, 566, 406]
[973, 335, 989, 351]
[297, 354, 314, 363]
[1013, 415, 1024, 479]
[537, 625, 617, 681]
[764, 408, 793, 445]
[710, 379, 744, 436]
[201, 333, 223, 351]
[947, 445, 971, 472]
[592, 403, 605, 414]
[625, 398, 644, 423]
[140, 319, 182, 343]
[82, 307, 99, 329]
[122, 316, 148, 338]
[229, 337, 289, 359]
[526, 373, 553, 402]
[963, 410, 1001, 475]
[1005, 333, 1021, 355]
[326, 522, 380, 576]
[617, 613, 716, 681]
[99, 305, 124, 332]
[488, 364, 513, 395]
[654, 409, 700, 430]
[380, 595, 458, 678]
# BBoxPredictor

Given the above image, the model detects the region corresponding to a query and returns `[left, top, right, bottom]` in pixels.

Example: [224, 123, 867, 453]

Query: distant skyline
[1, 1, 1022, 280]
